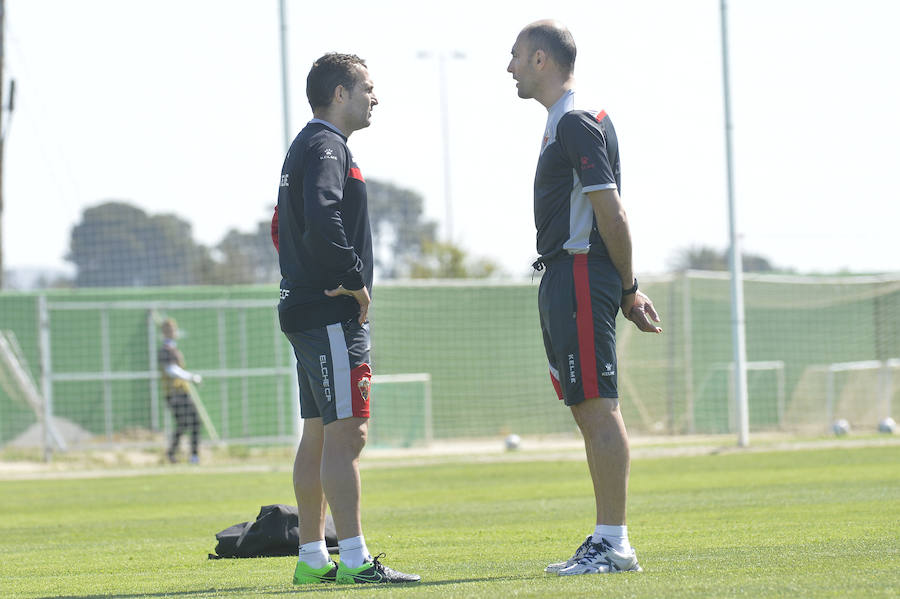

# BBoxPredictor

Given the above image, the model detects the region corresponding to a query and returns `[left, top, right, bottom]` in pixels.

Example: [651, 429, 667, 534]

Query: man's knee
[572, 397, 622, 434]
[324, 417, 368, 454]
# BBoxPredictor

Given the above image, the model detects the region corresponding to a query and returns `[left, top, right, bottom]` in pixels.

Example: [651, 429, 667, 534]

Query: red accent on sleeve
[595, 110, 608, 123]
[271, 205, 279, 252]
[348, 167, 365, 182]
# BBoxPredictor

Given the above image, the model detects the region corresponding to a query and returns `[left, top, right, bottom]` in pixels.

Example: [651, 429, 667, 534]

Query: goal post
[368, 373, 432, 448]
[820, 359, 899, 430]
[694, 360, 786, 432]
[0, 329, 67, 453]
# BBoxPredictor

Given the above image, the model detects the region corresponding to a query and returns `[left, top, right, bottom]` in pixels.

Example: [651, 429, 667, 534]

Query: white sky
[3, 0, 899, 278]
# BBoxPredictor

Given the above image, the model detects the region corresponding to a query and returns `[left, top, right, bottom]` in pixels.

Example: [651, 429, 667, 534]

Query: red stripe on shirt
[349, 167, 365, 182]
[573, 254, 600, 399]
[595, 110, 607, 123]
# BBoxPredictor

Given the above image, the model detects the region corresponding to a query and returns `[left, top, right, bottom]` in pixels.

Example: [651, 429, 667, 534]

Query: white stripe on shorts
[326, 323, 353, 419]
[548, 362, 561, 381]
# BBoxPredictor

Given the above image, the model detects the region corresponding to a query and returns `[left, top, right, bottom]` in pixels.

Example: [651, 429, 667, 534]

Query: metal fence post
[37, 294, 53, 461]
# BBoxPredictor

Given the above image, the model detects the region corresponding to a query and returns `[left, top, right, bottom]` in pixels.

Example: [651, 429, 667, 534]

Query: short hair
[306, 53, 368, 111]
[522, 22, 576, 74]
[161, 318, 177, 337]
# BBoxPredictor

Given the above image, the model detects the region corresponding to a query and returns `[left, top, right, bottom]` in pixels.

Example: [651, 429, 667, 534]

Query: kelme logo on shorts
[601, 362, 616, 377]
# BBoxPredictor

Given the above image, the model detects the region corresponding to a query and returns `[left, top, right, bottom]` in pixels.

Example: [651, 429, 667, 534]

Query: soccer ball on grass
[831, 419, 850, 436]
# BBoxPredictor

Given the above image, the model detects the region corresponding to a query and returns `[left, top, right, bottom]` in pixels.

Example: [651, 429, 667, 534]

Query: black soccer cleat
[335, 553, 421, 584]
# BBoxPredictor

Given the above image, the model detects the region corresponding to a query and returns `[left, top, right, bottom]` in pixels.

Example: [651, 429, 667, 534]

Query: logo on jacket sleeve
[320, 148, 338, 161]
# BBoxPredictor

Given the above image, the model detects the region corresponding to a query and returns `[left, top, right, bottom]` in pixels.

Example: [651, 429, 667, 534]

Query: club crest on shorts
[357, 376, 371, 402]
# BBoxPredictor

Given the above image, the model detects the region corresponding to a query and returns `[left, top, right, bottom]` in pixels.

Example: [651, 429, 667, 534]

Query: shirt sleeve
[557, 112, 618, 193]
[298, 140, 365, 290]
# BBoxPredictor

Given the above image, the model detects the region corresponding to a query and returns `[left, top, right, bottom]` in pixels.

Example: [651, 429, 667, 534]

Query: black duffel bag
[209, 504, 338, 559]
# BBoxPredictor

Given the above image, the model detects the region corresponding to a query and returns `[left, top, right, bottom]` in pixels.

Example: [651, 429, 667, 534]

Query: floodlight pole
[720, 0, 750, 447]
[417, 50, 465, 243]
[0, 0, 5, 290]
[278, 0, 292, 152]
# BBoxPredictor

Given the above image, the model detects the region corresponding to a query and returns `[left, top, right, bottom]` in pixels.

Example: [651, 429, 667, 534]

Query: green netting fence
[1, 272, 898, 453]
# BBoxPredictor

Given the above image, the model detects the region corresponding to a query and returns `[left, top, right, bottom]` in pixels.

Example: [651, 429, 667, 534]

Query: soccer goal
[0, 330, 68, 455]
[693, 360, 786, 433]
[821, 359, 899, 431]
[367, 373, 433, 448]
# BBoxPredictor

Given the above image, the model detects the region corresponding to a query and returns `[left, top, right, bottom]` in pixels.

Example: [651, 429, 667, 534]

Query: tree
[668, 245, 779, 273]
[366, 179, 438, 278]
[210, 221, 280, 284]
[68, 201, 211, 287]
[407, 240, 501, 279]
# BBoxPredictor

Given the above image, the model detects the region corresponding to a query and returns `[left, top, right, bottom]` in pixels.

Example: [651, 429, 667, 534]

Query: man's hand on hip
[324, 285, 371, 325]
[621, 290, 662, 333]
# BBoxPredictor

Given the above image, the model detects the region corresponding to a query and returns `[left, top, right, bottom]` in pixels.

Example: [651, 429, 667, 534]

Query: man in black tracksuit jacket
[276, 53, 420, 586]
[277, 121, 373, 332]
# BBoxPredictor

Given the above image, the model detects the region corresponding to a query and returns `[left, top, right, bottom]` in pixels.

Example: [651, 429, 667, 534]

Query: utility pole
[0, 0, 6, 289]
[417, 50, 465, 243]
[720, 0, 749, 447]
[278, 0, 291, 152]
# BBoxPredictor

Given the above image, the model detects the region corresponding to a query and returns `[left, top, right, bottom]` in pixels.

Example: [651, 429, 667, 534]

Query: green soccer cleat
[335, 553, 421, 584]
[292, 559, 338, 584]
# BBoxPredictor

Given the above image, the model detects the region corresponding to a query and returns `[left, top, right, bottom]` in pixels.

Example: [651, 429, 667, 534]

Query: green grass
[1, 445, 898, 598]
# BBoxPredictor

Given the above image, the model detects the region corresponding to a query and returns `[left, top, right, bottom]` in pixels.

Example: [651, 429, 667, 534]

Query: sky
[2, 0, 899, 281]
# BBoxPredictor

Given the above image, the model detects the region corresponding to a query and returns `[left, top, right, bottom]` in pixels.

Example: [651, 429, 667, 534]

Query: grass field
[1, 443, 898, 598]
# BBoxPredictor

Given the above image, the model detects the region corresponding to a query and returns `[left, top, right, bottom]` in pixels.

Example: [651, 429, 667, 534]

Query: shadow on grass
[36, 590, 259, 599]
[273, 575, 538, 594]
[37, 576, 538, 598]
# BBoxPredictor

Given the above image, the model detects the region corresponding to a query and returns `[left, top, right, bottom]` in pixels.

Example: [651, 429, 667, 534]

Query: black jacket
[277, 121, 373, 332]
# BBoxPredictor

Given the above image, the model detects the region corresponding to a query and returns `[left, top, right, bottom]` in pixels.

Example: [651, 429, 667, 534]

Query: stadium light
[417, 50, 465, 243]
[719, 0, 750, 447]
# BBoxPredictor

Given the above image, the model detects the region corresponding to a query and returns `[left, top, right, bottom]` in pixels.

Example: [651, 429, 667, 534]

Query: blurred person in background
[159, 318, 202, 464]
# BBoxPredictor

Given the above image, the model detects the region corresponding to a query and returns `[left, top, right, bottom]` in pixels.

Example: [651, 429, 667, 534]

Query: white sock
[299, 540, 330, 569]
[338, 535, 370, 569]
[593, 524, 631, 554]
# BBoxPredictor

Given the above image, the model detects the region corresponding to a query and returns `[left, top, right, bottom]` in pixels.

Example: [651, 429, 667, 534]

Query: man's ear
[533, 49, 546, 70]
[333, 84, 346, 104]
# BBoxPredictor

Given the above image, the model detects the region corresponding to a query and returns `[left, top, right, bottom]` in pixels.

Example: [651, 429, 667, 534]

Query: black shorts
[284, 319, 372, 425]
[539, 253, 621, 406]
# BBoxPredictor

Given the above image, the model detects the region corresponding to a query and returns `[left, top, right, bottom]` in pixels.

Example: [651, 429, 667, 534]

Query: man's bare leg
[294, 417, 327, 544]
[581, 431, 604, 524]
[321, 416, 368, 541]
[571, 397, 630, 526]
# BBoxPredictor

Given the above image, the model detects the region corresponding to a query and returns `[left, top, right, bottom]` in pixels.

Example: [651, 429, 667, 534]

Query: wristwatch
[622, 278, 638, 298]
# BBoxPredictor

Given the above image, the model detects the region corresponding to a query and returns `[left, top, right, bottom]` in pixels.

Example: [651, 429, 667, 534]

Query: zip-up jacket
[277, 121, 373, 333]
